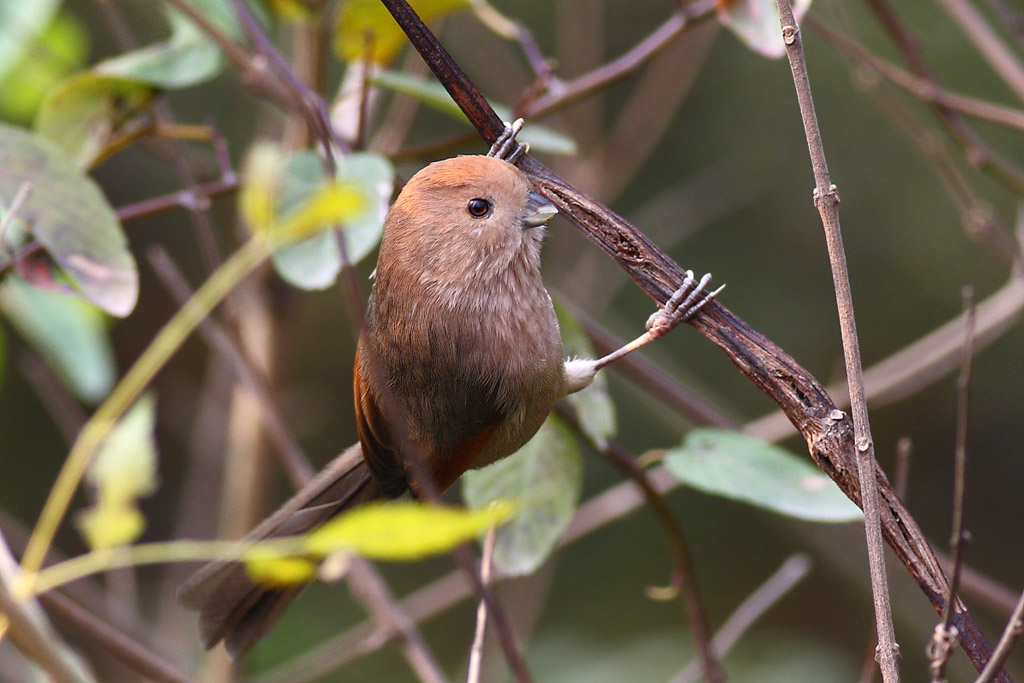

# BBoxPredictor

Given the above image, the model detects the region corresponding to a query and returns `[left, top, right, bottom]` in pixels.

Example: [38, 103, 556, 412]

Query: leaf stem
[29, 537, 302, 596]
[18, 238, 270, 584]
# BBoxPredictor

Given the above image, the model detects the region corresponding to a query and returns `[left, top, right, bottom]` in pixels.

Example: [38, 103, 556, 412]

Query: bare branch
[975, 589, 1024, 683]
[346, 558, 446, 683]
[466, 526, 497, 683]
[145, 247, 315, 488]
[774, 2, 899, 678]
[672, 554, 813, 683]
[523, 0, 716, 118]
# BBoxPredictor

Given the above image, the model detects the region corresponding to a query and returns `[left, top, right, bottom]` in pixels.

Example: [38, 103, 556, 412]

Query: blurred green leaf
[244, 147, 391, 289]
[272, 150, 394, 289]
[334, 0, 471, 64]
[663, 428, 863, 522]
[0, 0, 61, 84]
[35, 73, 155, 169]
[305, 500, 514, 561]
[0, 124, 138, 316]
[95, 0, 242, 89]
[276, 182, 367, 243]
[76, 395, 159, 549]
[333, 152, 393, 263]
[371, 70, 578, 155]
[244, 547, 318, 586]
[717, 0, 812, 59]
[0, 11, 90, 123]
[554, 301, 616, 449]
[462, 416, 582, 576]
[0, 275, 115, 403]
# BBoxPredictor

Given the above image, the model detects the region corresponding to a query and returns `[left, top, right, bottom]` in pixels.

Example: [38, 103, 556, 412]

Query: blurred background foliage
[0, 0, 1021, 681]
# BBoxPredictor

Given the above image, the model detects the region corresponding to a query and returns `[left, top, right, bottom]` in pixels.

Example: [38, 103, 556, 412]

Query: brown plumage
[178, 154, 572, 658]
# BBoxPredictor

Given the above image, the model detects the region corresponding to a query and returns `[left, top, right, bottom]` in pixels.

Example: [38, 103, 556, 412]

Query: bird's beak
[522, 192, 558, 228]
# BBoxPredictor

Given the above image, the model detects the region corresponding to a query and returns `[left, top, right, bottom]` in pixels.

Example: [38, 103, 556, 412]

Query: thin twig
[466, 525, 497, 683]
[774, 2, 899, 680]
[557, 401, 722, 682]
[672, 554, 813, 683]
[228, 0, 346, 168]
[523, 0, 716, 118]
[37, 591, 193, 683]
[116, 175, 239, 223]
[747, 276, 1024, 443]
[605, 441, 723, 682]
[861, 437, 914, 683]
[0, 530, 90, 683]
[982, 0, 1024, 51]
[812, 20, 1024, 133]
[933, 0, 1024, 103]
[346, 558, 446, 683]
[146, 246, 315, 489]
[355, 0, 1000, 676]
[865, 0, 1024, 194]
[928, 287, 977, 681]
[976, 589, 1024, 683]
[0, 181, 32, 247]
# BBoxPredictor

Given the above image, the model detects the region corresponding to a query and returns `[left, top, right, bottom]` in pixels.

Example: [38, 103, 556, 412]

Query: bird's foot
[645, 271, 725, 339]
[487, 118, 529, 163]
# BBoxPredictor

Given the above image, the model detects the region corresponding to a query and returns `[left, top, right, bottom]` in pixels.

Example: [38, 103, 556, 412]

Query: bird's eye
[466, 198, 492, 218]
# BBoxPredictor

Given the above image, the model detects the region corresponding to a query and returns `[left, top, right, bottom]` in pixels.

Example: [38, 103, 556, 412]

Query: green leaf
[663, 429, 863, 522]
[0, 10, 90, 124]
[35, 73, 155, 170]
[244, 547, 318, 586]
[305, 500, 515, 561]
[246, 147, 392, 290]
[333, 152, 393, 263]
[76, 395, 159, 549]
[717, 0, 813, 60]
[276, 182, 368, 242]
[371, 70, 578, 155]
[0, 0, 61, 84]
[462, 416, 582, 576]
[334, 0, 471, 64]
[0, 124, 138, 316]
[554, 300, 616, 449]
[95, 0, 242, 89]
[0, 275, 115, 403]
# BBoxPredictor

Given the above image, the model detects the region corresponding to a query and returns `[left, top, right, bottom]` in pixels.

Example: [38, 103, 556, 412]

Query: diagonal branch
[375, 0, 1003, 677]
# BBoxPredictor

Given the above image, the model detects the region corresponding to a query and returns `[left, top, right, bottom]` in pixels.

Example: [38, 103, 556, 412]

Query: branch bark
[376, 0, 1005, 678]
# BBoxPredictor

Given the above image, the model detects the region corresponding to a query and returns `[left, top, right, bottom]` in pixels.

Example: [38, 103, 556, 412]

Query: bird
[178, 121, 721, 659]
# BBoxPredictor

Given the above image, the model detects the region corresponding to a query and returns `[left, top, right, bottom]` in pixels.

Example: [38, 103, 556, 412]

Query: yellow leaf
[76, 502, 145, 549]
[264, 0, 313, 21]
[87, 394, 159, 506]
[305, 500, 515, 561]
[274, 182, 368, 243]
[239, 143, 283, 236]
[333, 0, 472, 64]
[244, 547, 318, 587]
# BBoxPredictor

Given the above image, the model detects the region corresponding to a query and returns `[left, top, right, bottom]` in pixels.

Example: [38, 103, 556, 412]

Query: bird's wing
[354, 343, 409, 496]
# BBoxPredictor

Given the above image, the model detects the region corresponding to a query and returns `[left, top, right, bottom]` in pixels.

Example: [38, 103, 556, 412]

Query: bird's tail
[176, 444, 383, 659]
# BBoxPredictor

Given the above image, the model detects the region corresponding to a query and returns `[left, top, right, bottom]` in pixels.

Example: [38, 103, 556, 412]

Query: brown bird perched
[178, 121, 722, 658]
